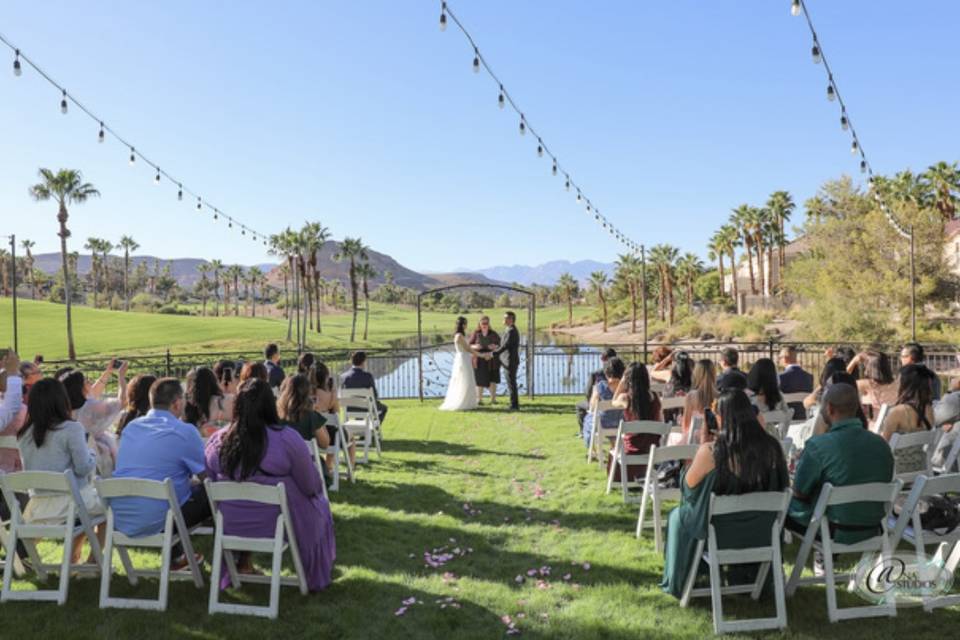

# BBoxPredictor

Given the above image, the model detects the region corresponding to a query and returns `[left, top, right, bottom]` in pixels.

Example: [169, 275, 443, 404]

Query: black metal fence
[39, 340, 960, 400]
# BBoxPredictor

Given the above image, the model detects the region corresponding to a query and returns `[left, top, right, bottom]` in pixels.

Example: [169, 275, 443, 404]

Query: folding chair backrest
[823, 481, 901, 507]
[0, 469, 73, 494]
[0, 435, 18, 449]
[710, 491, 790, 518]
[660, 396, 686, 411]
[650, 443, 699, 466]
[782, 392, 808, 405]
[889, 429, 939, 452]
[207, 481, 284, 506]
[619, 420, 672, 442]
[759, 410, 790, 439]
[96, 477, 172, 503]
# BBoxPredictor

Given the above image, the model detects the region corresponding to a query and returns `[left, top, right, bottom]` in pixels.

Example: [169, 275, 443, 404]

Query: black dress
[469, 329, 501, 387]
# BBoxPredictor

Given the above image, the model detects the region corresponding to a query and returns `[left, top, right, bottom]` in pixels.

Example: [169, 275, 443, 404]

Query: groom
[491, 311, 520, 411]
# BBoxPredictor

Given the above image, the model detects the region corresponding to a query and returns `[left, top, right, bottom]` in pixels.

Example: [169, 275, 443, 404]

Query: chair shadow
[385, 438, 545, 459]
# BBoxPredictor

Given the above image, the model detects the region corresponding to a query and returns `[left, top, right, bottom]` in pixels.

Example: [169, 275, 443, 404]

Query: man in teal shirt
[787, 383, 894, 544]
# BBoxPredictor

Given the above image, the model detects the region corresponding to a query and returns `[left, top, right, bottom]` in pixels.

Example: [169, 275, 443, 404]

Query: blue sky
[1, 1, 957, 272]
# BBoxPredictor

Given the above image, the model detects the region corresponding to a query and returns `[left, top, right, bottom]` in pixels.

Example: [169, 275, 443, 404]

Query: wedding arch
[416, 283, 536, 401]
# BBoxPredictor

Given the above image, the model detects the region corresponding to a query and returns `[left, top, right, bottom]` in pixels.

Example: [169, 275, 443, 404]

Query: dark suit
[779, 364, 814, 420]
[265, 360, 285, 389]
[492, 324, 521, 410]
[340, 366, 388, 423]
[716, 367, 748, 392]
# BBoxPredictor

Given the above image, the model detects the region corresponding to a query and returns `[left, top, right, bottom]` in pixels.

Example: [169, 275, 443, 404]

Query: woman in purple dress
[205, 378, 336, 591]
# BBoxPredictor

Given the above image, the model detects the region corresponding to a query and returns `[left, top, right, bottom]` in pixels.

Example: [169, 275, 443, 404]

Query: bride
[440, 316, 481, 411]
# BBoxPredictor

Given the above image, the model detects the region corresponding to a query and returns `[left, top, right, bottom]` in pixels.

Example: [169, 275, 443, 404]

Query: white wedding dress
[439, 333, 479, 411]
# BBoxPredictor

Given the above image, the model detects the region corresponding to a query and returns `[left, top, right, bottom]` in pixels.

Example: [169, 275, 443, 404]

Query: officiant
[469, 316, 501, 404]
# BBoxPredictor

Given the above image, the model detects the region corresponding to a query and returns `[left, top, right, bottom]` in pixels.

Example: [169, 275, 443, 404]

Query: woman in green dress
[661, 389, 789, 598]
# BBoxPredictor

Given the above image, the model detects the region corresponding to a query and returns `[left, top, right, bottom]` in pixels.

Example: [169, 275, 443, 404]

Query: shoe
[171, 552, 204, 571]
[813, 551, 826, 577]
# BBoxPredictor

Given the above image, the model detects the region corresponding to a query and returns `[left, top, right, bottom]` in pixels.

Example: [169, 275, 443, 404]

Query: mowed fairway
[3, 398, 959, 639]
[0, 298, 589, 359]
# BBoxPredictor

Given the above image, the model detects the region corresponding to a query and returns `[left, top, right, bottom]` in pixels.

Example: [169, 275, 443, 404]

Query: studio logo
[852, 552, 954, 606]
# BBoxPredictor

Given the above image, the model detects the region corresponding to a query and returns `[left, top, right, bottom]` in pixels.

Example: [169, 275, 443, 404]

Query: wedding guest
[110, 378, 208, 569]
[610, 363, 663, 481]
[0, 352, 29, 560]
[662, 351, 693, 424]
[847, 350, 898, 419]
[60, 361, 127, 477]
[116, 374, 157, 438]
[786, 383, 894, 545]
[277, 374, 333, 478]
[184, 367, 233, 437]
[264, 343, 285, 389]
[582, 357, 625, 446]
[650, 346, 674, 384]
[213, 359, 239, 396]
[205, 379, 336, 591]
[682, 359, 717, 444]
[239, 361, 269, 384]
[341, 351, 387, 424]
[18, 378, 103, 563]
[0, 350, 23, 430]
[746, 358, 788, 413]
[311, 360, 353, 468]
[803, 357, 849, 412]
[900, 342, 942, 399]
[716, 347, 747, 391]
[19, 359, 43, 398]
[879, 364, 936, 473]
[576, 348, 617, 433]
[469, 316, 501, 405]
[661, 389, 788, 598]
[778, 346, 814, 419]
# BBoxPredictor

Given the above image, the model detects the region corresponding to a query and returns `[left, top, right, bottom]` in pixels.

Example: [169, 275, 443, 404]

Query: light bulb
[242, 229, 245, 235]
[576, 191, 581, 203]
[586, 204, 592, 213]
[177, 184, 183, 201]
[552, 160, 558, 176]
[472, 50, 480, 73]
[154, 169, 161, 185]
[60, 90, 68, 114]
[98, 122, 105, 143]
[564, 176, 570, 191]
[197, 197, 202, 210]
[811, 44, 821, 64]
[851, 139, 859, 155]
[791, 0, 801, 17]
[13, 50, 21, 76]
[537, 139, 543, 157]
[826, 83, 836, 102]
[519, 115, 526, 136]
[439, 9, 447, 31]
[498, 85, 505, 109]
[840, 114, 848, 131]
[214, 212, 218, 220]
[860, 160, 867, 174]
[228, 221, 233, 229]
[129, 148, 136, 165]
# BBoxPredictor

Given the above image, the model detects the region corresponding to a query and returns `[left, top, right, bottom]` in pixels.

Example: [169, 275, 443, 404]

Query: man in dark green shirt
[787, 383, 894, 544]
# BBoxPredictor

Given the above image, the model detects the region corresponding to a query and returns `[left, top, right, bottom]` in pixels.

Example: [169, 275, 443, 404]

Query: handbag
[893, 493, 960, 535]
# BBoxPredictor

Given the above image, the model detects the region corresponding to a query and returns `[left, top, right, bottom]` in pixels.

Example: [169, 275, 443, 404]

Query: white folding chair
[636, 443, 699, 551]
[585, 400, 616, 465]
[786, 480, 903, 622]
[782, 392, 809, 405]
[679, 490, 791, 634]
[759, 410, 791, 440]
[0, 436, 19, 575]
[605, 421, 672, 502]
[320, 412, 353, 489]
[0, 470, 104, 605]
[889, 429, 941, 486]
[934, 433, 960, 475]
[339, 388, 381, 464]
[660, 396, 686, 425]
[95, 477, 204, 611]
[306, 440, 330, 500]
[205, 479, 308, 619]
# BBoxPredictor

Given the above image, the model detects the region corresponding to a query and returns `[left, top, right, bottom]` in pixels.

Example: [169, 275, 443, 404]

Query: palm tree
[614, 254, 642, 333]
[226, 265, 244, 316]
[717, 224, 740, 309]
[766, 190, 795, 271]
[118, 235, 139, 311]
[333, 237, 368, 342]
[675, 253, 703, 310]
[0, 249, 9, 296]
[730, 205, 756, 295]
[20, 239, 36, 299]
[707, 232, 725, 297]
[649, 244, 679, 324]
[84, 237, 103, 307]
[100, 239, 114, 305]
[196, 262, 210, 316]
[269, 230, 296, 341]
[921, 161, 960, 221]
[303, 221, 331, 333]
[588, 270, 609, 332]
[355, 261, 377, 340]
[209, 259, 224, 316]
[749, 207, 770, 296]
[247, 266, 263, 317]
[556, 273, 579, 326]
[29, 168, 99, 360]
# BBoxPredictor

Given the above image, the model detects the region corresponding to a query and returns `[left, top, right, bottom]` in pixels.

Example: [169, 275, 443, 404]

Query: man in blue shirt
[111, 378, 208, 568]
[341, 350, 387, 424]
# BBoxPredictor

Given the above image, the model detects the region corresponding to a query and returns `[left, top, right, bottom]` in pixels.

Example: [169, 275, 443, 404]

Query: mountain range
[457, 260, 615, 286]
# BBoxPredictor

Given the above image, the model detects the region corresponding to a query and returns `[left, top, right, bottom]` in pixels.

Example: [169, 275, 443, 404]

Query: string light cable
[0, 31, 271, 246]
[438, 1, 642, 255]
[790, 0, 910, 239]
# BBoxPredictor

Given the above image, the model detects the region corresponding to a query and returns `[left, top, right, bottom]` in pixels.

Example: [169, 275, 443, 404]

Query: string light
[851, 139, 858, 155]
[840, 113, 848, 131]
[791, 0, 801, 17]
[826, 81, 835, 101]
[0, 31, 271, 244]
[811, 43, 821, 64]
[437, 1, 639, 252]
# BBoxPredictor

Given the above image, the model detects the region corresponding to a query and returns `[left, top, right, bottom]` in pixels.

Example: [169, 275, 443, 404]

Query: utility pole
[910, 226, 916, 342]
[9, 235, 18, 352]
[640, 244, 648, 364]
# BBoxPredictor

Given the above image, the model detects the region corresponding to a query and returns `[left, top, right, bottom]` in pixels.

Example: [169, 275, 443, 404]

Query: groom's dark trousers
[506, 364, 519, 410]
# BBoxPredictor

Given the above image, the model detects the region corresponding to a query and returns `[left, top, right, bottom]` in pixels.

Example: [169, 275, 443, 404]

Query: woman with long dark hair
[847, 350, 898, 418]
[60, 361, 127, 476]
[213, 360, 238, 396]
[117, 374, 157, 438]
[184, 367, 232, 437]
[803, 357, 849, 412]
[660, 389, 788, 598]
[880, 364, 936, 472]
[440, 316, 480, 411]
[664, 351, 693, 397]
[682, 359, 717, 444]
[239, 362, 268, 384]
[278, 374, 339, 479]
[746, 357, 787, 413]
[205, 379, 336, 591]
[610, 362, 662, 481]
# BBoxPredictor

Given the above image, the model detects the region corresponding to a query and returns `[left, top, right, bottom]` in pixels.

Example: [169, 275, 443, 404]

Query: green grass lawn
[0, 298, 590, 360]
[3, 397, 958, 638]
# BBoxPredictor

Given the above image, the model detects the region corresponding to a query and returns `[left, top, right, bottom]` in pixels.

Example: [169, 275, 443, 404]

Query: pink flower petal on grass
[563, 573, 572, 581]
[526, 569, 537, 577]
[394, 606, 407, 616]
[402, 597, 416, 606]
[582, 562, 591, 571]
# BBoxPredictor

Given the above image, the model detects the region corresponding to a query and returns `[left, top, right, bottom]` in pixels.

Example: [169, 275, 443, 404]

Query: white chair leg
[57, 530, 73, 605]
[267, 519, 284, 620]
[118, 546, 138, 585]
[98, 527, 114, 607]
[604, 452, 617, 495]
[679, 539, 704, 608]
[823, 539, 839, 623]
[636, 483, 651, 539]
[707, 534, 724, 634]
[208, 525, 224, 614]
[771, 540, 788, 629]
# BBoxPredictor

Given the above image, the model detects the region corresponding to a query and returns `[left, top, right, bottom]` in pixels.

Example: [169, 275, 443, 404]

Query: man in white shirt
[0, 350, 23, 430]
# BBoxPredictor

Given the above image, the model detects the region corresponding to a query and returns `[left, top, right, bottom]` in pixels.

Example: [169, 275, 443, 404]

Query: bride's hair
[455, 316, 468, 335]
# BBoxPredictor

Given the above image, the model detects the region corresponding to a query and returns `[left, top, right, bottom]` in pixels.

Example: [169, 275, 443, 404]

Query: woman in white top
[59, 360, 127, 477]
[440, 317, 480, 412]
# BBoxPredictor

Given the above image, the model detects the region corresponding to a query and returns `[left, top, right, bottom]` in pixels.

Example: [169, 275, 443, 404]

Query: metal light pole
[640, 244, 648, 364]
[910, 226, 917, 342]
[8, 235, 18, 352]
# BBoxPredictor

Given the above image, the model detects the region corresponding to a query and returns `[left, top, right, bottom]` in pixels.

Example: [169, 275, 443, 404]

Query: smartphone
[111, 358, 125, 369]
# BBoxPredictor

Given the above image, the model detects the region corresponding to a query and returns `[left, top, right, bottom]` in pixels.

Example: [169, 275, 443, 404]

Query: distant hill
[459, 260, 615, 286]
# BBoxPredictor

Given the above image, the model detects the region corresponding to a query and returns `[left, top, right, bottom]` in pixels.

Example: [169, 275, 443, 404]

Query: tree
[0, 249, 9, 296]
[118, 235, 139, 311]
[649, 244, 678, 324]
[921, 161, 960, 221]
[247, 266, 263, 317]
[196, 262, 210, 316]
[84, 237, 104, 307]
[614, 254, 642, 333]
[209, 259, 224, 316]
[29, 169, 99, 360]
[226, 265, 244, 316]
[743, 206, 768, 296]
[675, 253, 703, 310]
[766, 190, 795, 271]
[100, 239, 114, 304]
[303, 221, 331, 334]
[588, 270, 609, 332]
[717, 224, 741, 310]
[730, 205, 756, 295]
[20, 239, 36, 299]
[333, 237, 368, 342]
[707, 232, 725, 297]
[355, 261, 377, 340]
[269, 230, 298, 341]
[556, 273, 579, 326]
